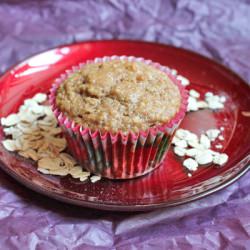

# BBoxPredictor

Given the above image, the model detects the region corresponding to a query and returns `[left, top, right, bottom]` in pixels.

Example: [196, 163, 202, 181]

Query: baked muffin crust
[56, 60, 181, 133]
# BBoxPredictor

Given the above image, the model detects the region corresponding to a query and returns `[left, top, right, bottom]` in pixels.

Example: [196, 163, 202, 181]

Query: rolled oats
[172, 127, 229, 175]
[1, 93, 101, 183]
[2, 140, 18, 152]
[90, 175, 102, 183]
[183, 158, 198, 171]
[189, 89, 200, 98]
[1, 114, 20, 126]
[32, 93, 47, 103]
[195, 151, 213, 165]
[213, 153, 228, 166]
[174, 147, 186, 157]
[200, 134, 211, 149]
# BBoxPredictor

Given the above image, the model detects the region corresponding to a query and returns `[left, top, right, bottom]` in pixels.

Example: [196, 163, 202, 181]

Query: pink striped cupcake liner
[49, 56, 188, 179]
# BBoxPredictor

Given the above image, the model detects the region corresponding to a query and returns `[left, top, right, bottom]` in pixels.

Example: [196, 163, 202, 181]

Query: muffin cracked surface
[55, 60, 181, 133]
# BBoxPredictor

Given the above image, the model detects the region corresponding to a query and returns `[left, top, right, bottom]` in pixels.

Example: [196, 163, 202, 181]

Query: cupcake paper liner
[49, 56, 188, 179]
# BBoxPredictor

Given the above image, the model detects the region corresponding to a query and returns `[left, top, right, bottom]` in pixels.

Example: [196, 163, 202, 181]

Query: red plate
[0, 40, 249, 211]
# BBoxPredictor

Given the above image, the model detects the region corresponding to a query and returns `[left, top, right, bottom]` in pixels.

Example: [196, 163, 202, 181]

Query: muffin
[50, 56, 188, 179]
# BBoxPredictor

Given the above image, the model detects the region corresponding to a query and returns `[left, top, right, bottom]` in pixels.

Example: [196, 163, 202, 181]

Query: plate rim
[0, 157, 249, 211]
[0, 39, 249, 211]
[1, 39, 250, 92]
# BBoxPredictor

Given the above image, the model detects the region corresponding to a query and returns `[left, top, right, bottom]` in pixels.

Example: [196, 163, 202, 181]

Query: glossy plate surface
[0, 40, 249, 211]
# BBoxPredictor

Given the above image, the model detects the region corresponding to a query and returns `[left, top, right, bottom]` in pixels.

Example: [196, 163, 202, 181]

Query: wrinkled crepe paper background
[0, 0, 250, 249]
